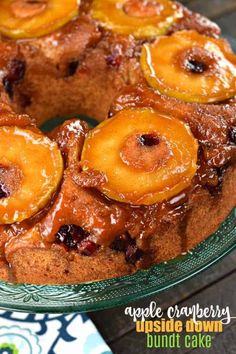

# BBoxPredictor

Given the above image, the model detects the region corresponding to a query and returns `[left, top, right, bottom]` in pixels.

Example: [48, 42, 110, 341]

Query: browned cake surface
[7, 166, 236, 284]
[0, 1, 220, 124]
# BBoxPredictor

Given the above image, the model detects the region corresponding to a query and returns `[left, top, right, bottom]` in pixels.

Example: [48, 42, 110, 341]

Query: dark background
[90, 1, 236, 353]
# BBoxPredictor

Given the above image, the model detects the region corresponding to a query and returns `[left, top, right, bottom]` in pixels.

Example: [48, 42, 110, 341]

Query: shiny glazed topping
[0, 126, 63, 224]
[81, 108, 198, 205]
[90, 0, 183, 39]
[141, 30, 236, 103]
[4, 120, 130, 259]
[0, 0, 79, 39]
[1, 111, 234, 262]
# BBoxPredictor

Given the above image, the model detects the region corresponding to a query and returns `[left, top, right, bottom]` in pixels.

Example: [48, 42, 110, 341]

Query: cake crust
[0, 1, 221, 124]
[7, 166, 236, 285]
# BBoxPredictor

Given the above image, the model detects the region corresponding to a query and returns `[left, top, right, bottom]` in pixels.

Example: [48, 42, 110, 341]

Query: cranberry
[79, 240, 98, 256]
[108, 110, 113, 118]
[111, 233, 142, 264]
[0, 183, 8, 199]
[3, 59, 26, 99]
[139, 134, 160, 147]
[125, 244, 142, 264]
[66, 60, 79, 77]
[112, 234, 131, 252]
[3, 79, 14, 99]
[186, 59, 208, 74]
[106, 54, 122, 68]
[56, 224, 98, 256]
[7, 59, 26, 82]
[229, 127, 236, 144]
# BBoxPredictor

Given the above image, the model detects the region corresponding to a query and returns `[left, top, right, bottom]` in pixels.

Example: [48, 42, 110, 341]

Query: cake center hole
[120, 132, 171, 172]
[11, 0, 47, 19]
[0, 183, 9, 199]
[177, 47, 214, 75]
[139, 133, 160, 147]
[185, 59, 208, 74]
[123, 0, 163, 18]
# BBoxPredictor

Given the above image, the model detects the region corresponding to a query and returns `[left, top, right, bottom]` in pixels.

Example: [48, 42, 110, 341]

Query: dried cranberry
[7, 59, 26, 82]
[79, 240, 98, 256]
[67, 60, 79, 77]
[186, 59, 208, 74]
[111, 233, 143, 264]
[125, 244, 142, 265]
[106, 54, 122, 68]
[228, 127, 236, 144]
[3, 59, 26, 99]
[139, 134, 160, 147]
[56, 224, 88, 249]
[56, 224, 98, 256]
[0, 183, 8, 199]
[112, 234, 131, 252]
[108, 110, 113, 118]
[3, 79, 14, 99]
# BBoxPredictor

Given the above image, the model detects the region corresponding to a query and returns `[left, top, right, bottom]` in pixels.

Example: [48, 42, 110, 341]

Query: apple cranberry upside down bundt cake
[0, 0, 235, 284]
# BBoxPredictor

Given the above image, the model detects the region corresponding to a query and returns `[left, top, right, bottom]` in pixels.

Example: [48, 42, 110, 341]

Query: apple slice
[81, 108, 198, 205]
[0, 126, 63, 223]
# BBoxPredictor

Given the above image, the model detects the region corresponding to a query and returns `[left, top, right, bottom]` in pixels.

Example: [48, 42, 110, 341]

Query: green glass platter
[0, 208, 235, 313]
[0, 35, 235, 314]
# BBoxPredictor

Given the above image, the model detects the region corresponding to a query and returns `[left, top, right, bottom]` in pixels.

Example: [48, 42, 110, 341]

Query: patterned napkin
[0, 311, 112, 354]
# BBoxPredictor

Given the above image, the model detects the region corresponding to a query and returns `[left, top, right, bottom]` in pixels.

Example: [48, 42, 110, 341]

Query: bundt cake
[0, 0, 235, 284]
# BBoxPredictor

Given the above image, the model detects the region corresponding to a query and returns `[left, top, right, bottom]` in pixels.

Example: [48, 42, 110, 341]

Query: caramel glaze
[0, 115, 187, 265]
[0, 82, 236, 266]
[1, 86, 235, 267]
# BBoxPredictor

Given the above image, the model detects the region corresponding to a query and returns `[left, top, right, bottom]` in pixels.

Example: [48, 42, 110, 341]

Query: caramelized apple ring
[0, 126, 63, 224]
[0, 0, 79, 39]
[81, 109, 198, 205]
[90, 0, 183, 39]
[141, 30, 236, 103]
